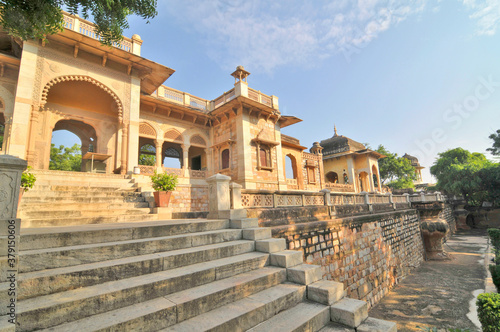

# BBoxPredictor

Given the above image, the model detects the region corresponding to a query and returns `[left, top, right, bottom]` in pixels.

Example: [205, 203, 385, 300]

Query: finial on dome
[334, 124, 338, 137]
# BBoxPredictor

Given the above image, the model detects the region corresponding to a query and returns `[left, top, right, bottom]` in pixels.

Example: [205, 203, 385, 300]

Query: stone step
[20, 219, 230, 250]
[20, 213, 157, 228]
[20, 194, 146, 204]
[19, 229, 244, 272]
[17, 267, 286, 331]
[163, 283, 306, 331]
[20, 201, 151, 213]
[20, 207, 152, 219]
[248, 301, 330, 332]
[22, 189, 141, 199]
[18, 251, 269, 300]
[318, 323, 355, 331]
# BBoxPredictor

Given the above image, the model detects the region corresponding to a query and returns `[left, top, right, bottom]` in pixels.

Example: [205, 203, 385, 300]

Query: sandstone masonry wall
[273, 209, 424, 308]
[168, 184, 208, 212]
[439, 203, 456, 239]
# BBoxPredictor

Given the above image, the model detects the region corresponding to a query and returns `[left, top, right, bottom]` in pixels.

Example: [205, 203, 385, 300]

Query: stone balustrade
[240, 189, 411, 213]
[62, 12, 135, 53]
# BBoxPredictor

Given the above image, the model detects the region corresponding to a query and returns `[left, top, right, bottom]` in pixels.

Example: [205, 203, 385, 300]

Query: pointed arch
[139, 122, 156, 138]
[164, 129, 183, 143]
[40, 75, 123, 119]
[190, 134, 207, 147]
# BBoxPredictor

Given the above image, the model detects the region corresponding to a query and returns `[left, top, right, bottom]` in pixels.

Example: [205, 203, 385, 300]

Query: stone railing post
[389, 193, 396, 210]
[0, 155, 27, 330]
[362, 191, 373, 213]
[230, 182, 242, 209]
[206, 174, 247, 220]
[320, 189, 331, 206]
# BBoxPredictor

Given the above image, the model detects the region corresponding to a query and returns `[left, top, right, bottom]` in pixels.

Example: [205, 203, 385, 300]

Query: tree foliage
[487, 129, 500, 157]
[49, 143, 82, 171]
[430, 148, 492, 205]
[375, 145, 416, 189]
[139, 144, 156, 166]
[0, 0, 158, 45]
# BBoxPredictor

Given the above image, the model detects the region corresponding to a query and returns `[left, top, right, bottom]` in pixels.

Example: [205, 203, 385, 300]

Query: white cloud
[161, 0, 499, 73]
[463, 0, 500, 36]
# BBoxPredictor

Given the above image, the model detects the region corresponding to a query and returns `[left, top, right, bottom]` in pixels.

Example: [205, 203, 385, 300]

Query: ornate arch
[139, 122, 156, 138]
[164, 129, 183, 143]
[40, 75, 123, 119]
[190, 134, 207, 147]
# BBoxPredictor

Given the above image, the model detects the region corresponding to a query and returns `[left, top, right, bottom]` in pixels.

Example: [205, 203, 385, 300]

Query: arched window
[326, 172, 338, 183]
[285, 155, 297, 179]
[221, 149, 230, 169]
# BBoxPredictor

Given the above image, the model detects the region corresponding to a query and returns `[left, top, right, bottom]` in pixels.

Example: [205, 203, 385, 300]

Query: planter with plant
[150, 171, 178, 207]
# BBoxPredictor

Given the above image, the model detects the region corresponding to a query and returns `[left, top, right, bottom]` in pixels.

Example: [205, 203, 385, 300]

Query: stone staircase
[4, 218, 396, 331]
[18, 170, 156, 228]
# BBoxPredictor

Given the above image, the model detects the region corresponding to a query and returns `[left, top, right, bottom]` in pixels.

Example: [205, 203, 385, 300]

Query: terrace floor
[369, 229, 491, 332]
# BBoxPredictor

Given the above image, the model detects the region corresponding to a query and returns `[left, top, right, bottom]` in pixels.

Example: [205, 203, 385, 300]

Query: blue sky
[54, 0, 500, 182]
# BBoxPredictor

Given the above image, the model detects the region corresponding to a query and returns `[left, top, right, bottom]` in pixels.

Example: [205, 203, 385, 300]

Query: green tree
[375, 145, 416, 189]
[487, 129, 500, 157]
[49, 143, 82, 171]
[430, 148, 492, 205]
[0, 124, 4, 148]
[0, 0, 157, 45]
[139, 144, 156, 166]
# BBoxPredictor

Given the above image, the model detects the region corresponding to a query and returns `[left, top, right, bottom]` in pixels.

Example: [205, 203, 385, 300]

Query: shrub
[489, 265, 500, 293]
[150, 171, 178, 192]
[488, 228, 500, 262]
[21, 166, 36, 191]
[477, 293, 500, 332]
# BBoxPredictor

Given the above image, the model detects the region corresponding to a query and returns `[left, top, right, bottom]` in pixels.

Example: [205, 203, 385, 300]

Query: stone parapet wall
[271, 209, 424, 308]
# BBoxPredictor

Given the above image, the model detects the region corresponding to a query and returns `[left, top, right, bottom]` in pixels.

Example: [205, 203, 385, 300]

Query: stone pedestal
[420, 217, 450, 260]
[454, 205, 470, 230]
[206, 174, 247, 219]
[0, 155, 27, 330]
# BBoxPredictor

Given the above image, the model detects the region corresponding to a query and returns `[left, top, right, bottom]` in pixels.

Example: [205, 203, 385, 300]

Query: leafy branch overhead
[0, 0, 158, 45]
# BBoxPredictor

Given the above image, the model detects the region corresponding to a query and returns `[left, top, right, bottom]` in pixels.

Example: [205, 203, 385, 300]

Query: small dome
[236, 65, 245, 70]
[132, 34, 142, 40]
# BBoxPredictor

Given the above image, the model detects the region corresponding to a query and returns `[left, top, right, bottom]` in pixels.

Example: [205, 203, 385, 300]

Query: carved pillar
[181, 144, 190, 177]
[414, 202, 450, 260]
[154, 139, 163, 171]
[120, 122, 128, 174]
[2, 116, 12, 154]
[204, 148, 211, 175]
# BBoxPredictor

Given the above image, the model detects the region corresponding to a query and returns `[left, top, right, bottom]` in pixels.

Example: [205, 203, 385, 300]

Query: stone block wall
[439, 203, 456, 239]
[169, 184, 209, 212]
[272, 210, 424, 308]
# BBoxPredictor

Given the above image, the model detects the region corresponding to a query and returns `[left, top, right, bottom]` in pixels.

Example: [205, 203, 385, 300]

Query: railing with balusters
[241, 190, 410, 211]
[62, 12, 133, 52]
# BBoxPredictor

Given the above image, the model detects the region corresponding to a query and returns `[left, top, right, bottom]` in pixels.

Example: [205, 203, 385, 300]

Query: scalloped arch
[40, 75, 123, 119]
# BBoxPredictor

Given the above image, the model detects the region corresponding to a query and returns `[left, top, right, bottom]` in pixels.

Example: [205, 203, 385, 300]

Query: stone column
[120, 123, 128, 174]
[154, 139, 163, 171]
[206, 174, 247, 220]
[321, 188, 333, 219]
[0, 155, 27, 330]
[181, 144, 190, 177]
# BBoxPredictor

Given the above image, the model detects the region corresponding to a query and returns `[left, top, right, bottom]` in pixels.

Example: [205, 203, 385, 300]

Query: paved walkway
[369, 229, 490, 332]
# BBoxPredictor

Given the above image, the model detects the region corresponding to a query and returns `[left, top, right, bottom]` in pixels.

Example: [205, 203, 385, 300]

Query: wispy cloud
[463, 0, 500, 36]
[161, 0, 497, 73]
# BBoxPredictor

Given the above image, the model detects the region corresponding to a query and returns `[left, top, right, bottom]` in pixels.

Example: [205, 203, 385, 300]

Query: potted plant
[150, 171, 178, 207]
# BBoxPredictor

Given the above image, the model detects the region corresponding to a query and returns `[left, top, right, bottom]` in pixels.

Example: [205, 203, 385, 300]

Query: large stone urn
[420, 216, 450, 260]
[414, 202, 450, 260]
